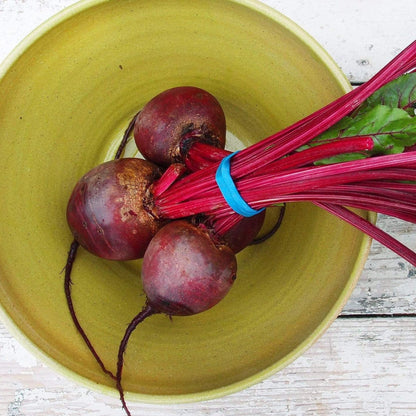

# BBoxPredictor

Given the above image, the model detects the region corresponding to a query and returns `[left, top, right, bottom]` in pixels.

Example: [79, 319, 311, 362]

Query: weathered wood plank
[0, 0, 75, 63]
[1, 318, 415, 416]
[343, 216, 416, 315]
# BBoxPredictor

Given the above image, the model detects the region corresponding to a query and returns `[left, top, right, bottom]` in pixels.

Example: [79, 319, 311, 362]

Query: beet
[221, 211, 266, 253]
[66, 157, 164, 260]
[142, 220, 237, 315]
[116, 220, 237, 415]
[134, 86, 226, 166]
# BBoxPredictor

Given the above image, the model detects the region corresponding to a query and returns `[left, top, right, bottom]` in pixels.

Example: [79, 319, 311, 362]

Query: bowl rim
[0, 0, 371, 404]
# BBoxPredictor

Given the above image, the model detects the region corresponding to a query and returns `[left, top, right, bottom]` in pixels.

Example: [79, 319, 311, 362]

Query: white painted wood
[1, 0, 416, 415]
[343, 215, 416, 315]
[0, 0, 75, 64]
[263, 0, 416, 82]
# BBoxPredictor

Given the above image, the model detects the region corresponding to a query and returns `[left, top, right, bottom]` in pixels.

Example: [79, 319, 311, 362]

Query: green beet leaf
[306, 105, 416, 164]
[355, 72, 416, 117]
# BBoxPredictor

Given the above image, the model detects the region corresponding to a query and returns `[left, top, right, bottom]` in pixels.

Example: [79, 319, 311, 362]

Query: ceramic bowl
[0, 0, 373, 404]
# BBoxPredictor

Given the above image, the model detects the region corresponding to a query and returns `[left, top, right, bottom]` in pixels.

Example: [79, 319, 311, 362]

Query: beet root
[66, 157, 164, 260]
[221, 211, 266, 253]
[142, 220, 237, 315]
[134, 86, 226, 167]
[115, 220, 237, 415]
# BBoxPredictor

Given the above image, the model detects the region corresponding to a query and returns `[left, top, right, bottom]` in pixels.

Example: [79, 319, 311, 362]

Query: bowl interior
[0, 0, 370, 403]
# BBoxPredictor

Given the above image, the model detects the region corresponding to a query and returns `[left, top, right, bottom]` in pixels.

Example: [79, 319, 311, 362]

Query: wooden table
[1, 1, 415, 415]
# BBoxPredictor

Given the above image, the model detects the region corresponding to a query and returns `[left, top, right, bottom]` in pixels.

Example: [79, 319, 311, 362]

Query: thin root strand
[64, 239, 116, 380]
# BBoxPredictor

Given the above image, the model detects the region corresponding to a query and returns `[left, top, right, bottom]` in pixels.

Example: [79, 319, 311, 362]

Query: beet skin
[142, 220, 237, 316]
[134, 86, 226, 167]
[66, 158, 163, 260]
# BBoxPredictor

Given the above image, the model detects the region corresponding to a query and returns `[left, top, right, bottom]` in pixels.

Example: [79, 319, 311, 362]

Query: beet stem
[64, 239, 116, 380]
[116, 302, 157, 416]
[152, 163, 187, 198]
[154, 41, 416, 219]
[185, 142, 231, 171]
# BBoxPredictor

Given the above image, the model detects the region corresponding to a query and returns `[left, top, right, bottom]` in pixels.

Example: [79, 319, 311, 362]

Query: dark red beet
[62, 134, 157, 383]
[134, 86, 226, 167]
[116, 220, 237, 415]
[66, 158, 164, 260]
[142, 220, 237, 315]
[221, 211, 266, 253]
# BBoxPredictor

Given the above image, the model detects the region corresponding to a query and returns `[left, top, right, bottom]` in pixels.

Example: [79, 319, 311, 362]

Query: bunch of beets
[65, 41, 416, 415]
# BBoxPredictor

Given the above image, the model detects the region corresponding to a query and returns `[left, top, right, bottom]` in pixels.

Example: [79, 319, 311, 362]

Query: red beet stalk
[150, 41, 416, 265]
[184, 142, 231, 171]
[158, 40, 416, 196]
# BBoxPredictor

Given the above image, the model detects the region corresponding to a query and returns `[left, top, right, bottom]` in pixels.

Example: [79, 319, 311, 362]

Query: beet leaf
[307, 105, 416, 164]
[355, 72, 416, 116]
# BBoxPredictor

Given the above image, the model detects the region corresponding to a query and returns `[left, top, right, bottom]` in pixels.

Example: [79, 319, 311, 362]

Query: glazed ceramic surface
[0, 0, 372, 403]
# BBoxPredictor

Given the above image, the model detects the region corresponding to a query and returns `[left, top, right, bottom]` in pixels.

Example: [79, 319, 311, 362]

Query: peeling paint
[7, 390, 24, 416]
[407, 269, 416, 279]
[356, 58, 370, 66]
[0, 338, 38, 368]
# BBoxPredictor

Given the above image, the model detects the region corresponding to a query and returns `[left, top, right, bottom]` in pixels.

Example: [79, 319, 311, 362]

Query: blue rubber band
[215, 151, 265, 217]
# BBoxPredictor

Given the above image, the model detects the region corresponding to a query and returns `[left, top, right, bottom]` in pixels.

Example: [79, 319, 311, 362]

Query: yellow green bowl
[0, 0, 373, 404]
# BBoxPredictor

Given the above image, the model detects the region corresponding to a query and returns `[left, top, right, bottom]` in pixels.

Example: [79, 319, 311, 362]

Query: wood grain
[263, 0, 416, 83]
[344, 216, 416, 315]
[1, 0, 416, 415]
